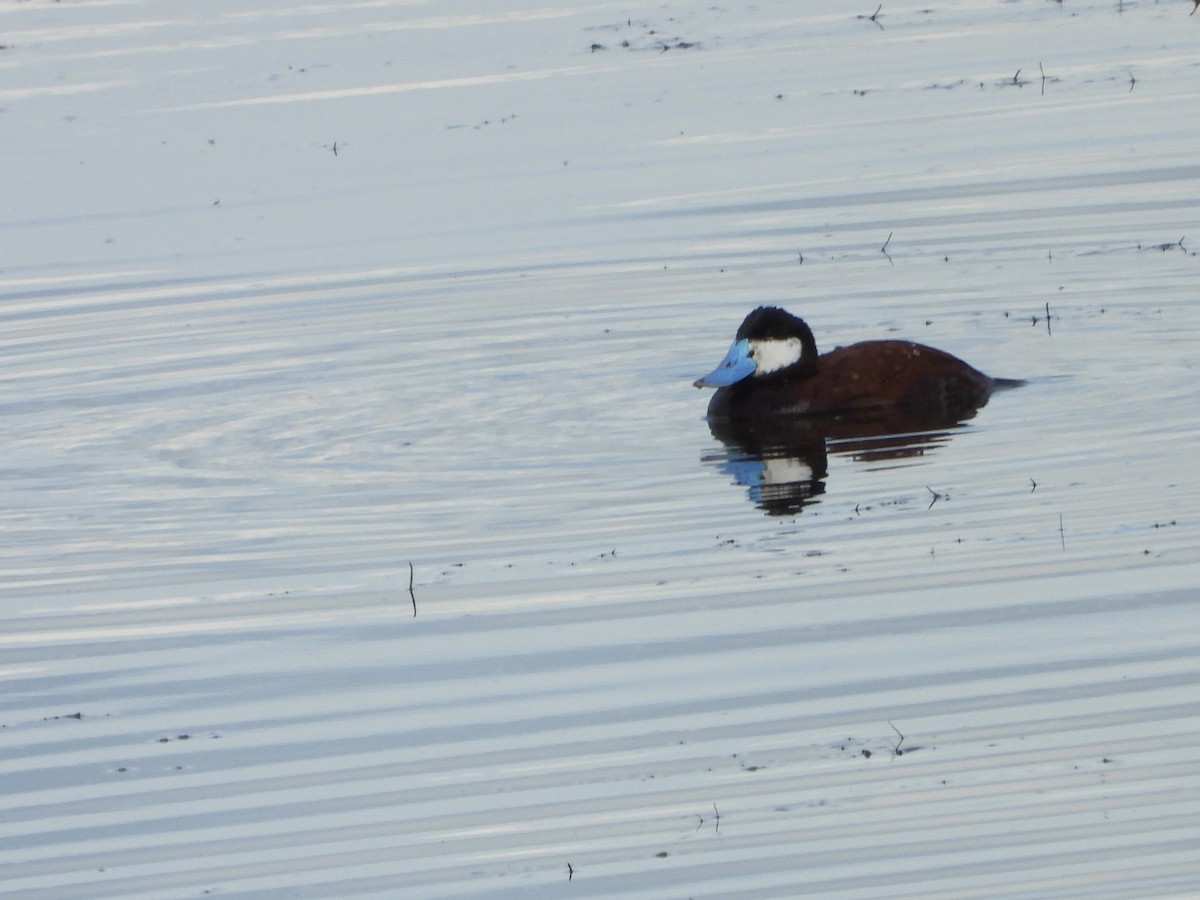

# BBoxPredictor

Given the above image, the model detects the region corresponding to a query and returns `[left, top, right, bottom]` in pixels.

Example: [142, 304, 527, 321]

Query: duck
[694, 306, 1021, 421]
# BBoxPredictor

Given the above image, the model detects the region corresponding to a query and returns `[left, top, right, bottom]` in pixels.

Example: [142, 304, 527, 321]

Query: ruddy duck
[695, 306, 1021, 421]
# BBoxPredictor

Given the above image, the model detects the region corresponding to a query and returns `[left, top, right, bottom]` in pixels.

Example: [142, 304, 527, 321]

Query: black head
[734, 306, 818, 350]
[694, 306, 819, 388]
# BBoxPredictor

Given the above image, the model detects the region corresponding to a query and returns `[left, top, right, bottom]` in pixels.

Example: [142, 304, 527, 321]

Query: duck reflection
[702, 409, 967, 516]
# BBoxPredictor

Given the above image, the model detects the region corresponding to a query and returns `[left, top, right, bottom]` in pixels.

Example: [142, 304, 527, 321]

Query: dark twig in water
[1128, 70, 1136, 93]
[926, 486, 944, 510]
[1139, 236, 1186, 253]
[889, 721, 906, 758]
[713, 803, 721, 834]
[567, 862, 574, 881]
[1045, 301, 1052, 336]
[1030, 478, 1038, 493]
[881, 231, 894, 264]
[408, 562, 417, 617]
[1039, 62, 1046, 96]
[857, 4, 884, 29]
[1059, 514, 1066, 551]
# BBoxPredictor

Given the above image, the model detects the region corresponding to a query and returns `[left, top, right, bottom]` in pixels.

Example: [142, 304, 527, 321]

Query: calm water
[3, 1, 1200, 897]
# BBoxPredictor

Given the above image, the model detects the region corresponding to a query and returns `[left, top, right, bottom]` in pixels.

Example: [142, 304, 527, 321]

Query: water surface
[2, 2, 1200, 897]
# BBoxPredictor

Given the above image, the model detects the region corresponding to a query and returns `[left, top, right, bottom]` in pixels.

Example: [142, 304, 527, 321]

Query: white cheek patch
[747, 337, 804, 376]
[760, 456, 815, 486]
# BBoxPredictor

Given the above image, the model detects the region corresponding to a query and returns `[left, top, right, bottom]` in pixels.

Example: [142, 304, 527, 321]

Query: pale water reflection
[4, 1, 1200, 897]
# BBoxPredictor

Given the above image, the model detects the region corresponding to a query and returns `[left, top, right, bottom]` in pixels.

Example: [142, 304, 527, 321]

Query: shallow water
[3, 1, 1200, 897]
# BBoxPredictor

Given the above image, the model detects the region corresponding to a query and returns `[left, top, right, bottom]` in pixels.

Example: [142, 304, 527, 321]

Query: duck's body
[695, 307, 1019, 422]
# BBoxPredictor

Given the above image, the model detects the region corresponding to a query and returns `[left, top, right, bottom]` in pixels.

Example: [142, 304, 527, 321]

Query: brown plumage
[696, 307, 1020, 422]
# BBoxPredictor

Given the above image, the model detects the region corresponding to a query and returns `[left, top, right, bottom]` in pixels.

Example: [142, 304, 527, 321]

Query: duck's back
[814, 340, 995, 416]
